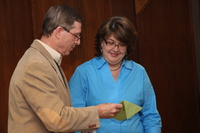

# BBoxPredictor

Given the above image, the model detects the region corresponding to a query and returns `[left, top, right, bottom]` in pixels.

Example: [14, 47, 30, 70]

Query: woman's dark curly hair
[94, 16, 138, 60]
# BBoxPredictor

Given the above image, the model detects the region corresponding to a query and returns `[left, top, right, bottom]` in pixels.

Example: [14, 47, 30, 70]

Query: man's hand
[96, 103, 123, 118]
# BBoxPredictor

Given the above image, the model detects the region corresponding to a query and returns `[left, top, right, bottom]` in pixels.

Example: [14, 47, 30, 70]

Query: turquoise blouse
[69, 57, 161, 133]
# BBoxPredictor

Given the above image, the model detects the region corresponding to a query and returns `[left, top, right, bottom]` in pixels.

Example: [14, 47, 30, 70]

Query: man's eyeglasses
[61, 26, 81, 41]
[104, 39, 127, 50]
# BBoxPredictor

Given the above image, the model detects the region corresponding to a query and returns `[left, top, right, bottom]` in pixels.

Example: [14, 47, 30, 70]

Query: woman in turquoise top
[69, 16, 162, 133]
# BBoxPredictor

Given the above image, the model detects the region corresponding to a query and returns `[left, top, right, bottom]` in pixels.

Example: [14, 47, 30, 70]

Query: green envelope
[112, 100, 142, 121]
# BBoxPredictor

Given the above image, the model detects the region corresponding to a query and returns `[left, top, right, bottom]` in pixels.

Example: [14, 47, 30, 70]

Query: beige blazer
[8, 40, 100, 133]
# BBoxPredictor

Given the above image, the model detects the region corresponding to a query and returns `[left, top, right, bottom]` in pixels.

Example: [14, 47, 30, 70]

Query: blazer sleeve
[22, 60, 100, 132]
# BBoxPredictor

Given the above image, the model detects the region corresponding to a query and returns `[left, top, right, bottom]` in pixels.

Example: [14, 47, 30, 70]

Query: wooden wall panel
[192, 0, 200, 105]
[136, 0, 200, 132]
[0, 0, 33, 132]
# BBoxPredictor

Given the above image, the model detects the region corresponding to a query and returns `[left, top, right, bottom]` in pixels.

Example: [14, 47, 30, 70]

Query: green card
[112, 100, 142, 121]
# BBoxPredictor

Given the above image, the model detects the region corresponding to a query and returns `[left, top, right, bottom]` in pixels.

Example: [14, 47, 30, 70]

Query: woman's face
[101, 34, 127, 66]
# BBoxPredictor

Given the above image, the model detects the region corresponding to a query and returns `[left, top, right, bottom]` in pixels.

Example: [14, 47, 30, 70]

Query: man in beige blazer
[8, 5, 122, 133]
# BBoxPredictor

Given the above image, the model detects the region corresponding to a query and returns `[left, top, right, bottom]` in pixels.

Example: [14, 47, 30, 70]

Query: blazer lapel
[54, 60, 68, 87]
[30, 40, 67, 88]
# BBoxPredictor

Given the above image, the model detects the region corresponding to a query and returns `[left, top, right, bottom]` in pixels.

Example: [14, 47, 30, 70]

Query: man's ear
[53, 26, 63, 39]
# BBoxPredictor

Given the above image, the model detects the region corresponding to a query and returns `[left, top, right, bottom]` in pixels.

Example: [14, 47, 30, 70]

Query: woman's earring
[125, 52, 128, 59]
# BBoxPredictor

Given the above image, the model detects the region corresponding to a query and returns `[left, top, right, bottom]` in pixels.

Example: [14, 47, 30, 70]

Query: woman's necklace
[110, 63, 122, 71]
